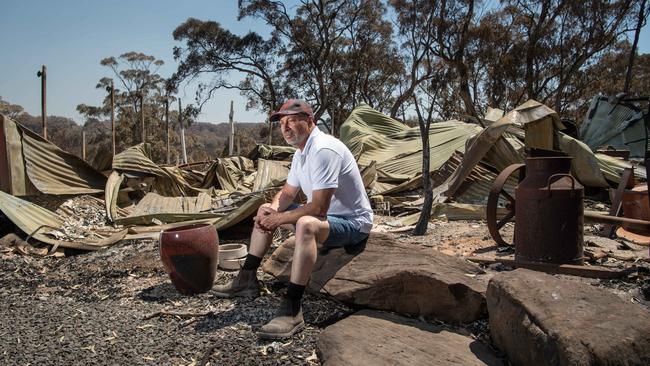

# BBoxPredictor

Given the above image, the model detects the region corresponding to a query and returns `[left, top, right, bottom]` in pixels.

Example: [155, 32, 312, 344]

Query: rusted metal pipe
[585, 211, 650, 231]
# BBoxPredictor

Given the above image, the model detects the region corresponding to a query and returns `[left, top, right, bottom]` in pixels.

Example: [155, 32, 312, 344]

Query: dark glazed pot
[159, 223, 219, 295]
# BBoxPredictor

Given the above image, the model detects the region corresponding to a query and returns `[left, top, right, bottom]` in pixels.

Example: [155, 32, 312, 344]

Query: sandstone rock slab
[318, 310, 503, 366]
[487, 269, 650, 366]
[263, 232, 488, 323]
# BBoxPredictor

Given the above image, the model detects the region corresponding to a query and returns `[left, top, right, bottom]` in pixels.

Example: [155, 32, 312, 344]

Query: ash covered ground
[1, 215, 649, 365]
[0, 237, 349, 365]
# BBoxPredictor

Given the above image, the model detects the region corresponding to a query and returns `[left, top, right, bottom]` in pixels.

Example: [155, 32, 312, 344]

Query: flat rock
[487, 269, 650, 366]
[317, 310, 503, 366]
[263, 232, 488, 323]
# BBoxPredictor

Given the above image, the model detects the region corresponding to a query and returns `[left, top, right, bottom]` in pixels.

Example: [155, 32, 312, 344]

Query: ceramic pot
[159, 223, 219, 295]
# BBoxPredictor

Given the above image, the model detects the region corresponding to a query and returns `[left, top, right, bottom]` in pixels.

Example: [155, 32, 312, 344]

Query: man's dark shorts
[286, 204, 369, 248]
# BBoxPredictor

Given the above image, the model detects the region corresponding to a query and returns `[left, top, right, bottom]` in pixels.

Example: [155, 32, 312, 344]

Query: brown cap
[270, 99, 314, 122]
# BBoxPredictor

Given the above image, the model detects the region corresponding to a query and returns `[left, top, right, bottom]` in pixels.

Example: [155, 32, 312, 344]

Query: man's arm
[254, 183, 300, 231]
[259, 188, 335, 230]
[280, 188, 334, 222]
[269, 183, 300, 212]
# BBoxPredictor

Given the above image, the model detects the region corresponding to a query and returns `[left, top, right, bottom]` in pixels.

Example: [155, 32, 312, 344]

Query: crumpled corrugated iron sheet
[129, 192, 213, 217]
[557, 131, 610, 187]
[503, 99, 565, 129]
[114, 193, 264, 227]
[105, 171, 125, 222]
[340, 104, 483, 180]
[112, 143, 202, 197]
[433, 114, 519, 202]
[579, 96, 646, 158]
[112, 143, 168, 177]
[252, 159, 290, 191]
[0, 191, 127, 251]
[248, 144, 296, 161]
[0, 115, 106, 195]
[431, 152, 517, 205]
[214, 157, 256, 193]
[557, 131, 647, 186]
[596, 153, 647, 184]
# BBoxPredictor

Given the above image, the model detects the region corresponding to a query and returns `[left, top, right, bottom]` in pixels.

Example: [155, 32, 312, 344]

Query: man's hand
[254, 204, 276, 232]
[258, 211, 284, 233]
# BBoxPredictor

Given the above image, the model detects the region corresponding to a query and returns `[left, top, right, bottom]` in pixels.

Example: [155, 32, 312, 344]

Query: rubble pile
[2, 96, 650, 364]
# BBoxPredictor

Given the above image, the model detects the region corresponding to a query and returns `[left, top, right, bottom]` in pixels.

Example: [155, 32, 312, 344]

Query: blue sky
[0, 0, 272, 124]
[1, 0, 649, 125]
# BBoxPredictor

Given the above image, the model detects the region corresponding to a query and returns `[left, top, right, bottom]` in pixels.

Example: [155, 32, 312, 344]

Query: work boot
[213, 269, 260, 298]
[258, 297, 305, 340]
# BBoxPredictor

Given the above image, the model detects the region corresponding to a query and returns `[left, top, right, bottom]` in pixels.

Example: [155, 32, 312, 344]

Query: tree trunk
[414, 130, 432, 235]
[390, 84, 417, 119]
[456, 62, 478, 118]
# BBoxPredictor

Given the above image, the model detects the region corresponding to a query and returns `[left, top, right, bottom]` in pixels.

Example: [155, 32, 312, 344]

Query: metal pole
[37, 65, 47, 139]
[165, 98, 170, 164]
[229, 100, 234, 156]
[82, 127, 86, 161]
[110, 81, 115, 156]
[179, 99, 187, 164]
[140, 94, 146, 144]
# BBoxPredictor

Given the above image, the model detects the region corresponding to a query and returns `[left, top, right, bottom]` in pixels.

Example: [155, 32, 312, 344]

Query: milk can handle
[546, 173, 575, 192]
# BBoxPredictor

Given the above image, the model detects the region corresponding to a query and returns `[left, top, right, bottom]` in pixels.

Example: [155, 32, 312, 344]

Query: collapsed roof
[0, 98, 646, 253]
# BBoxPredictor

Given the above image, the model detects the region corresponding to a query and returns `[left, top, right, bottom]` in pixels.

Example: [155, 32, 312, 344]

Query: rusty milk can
[514, 156, 584, 264]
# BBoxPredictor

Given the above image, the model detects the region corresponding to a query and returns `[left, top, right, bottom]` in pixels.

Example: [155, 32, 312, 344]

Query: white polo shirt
[286, 128, 373, 233]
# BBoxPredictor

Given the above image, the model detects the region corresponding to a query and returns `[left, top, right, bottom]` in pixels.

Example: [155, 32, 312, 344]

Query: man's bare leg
[248, 225, 274, 258]
[290, 216, 330, 285]
[259, 215, 329, 339]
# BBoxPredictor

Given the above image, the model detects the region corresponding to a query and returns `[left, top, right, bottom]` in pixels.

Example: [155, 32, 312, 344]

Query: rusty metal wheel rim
[487, 164, 525, 247]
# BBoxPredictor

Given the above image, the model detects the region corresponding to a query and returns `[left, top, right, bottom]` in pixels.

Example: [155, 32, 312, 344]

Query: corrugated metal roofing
[579, 97, 645, 158]
[0, 191, 125, 250]
[340, 104, 482, 179]
[1, 115, 106, 195]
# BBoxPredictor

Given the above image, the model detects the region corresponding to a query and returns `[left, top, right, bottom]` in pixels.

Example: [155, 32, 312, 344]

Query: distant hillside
[1, 96, 290, 166]
[9, 113, 286, 166]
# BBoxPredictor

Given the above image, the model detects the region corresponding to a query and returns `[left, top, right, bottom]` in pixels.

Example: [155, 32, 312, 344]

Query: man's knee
[257, 203, 272, 215]
[295, 216, 320, 238]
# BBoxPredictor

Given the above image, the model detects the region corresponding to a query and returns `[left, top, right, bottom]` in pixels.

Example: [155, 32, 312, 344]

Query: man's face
[279, 114, 312, 147]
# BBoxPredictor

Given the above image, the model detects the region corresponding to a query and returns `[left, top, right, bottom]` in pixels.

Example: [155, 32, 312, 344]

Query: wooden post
[82, 128, 86, 161]
[140, 94, 146, 144]
[267, 116, 272, 145]
[110, 81, 115, 156]
[37, 65, 47, 139]
[165, 97, 170, 165]
[228, 100, 235, 156]
[179, 99, 187, 164]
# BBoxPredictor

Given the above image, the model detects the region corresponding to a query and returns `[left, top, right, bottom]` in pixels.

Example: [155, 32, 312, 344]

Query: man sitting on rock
[214, 99, 373, 340]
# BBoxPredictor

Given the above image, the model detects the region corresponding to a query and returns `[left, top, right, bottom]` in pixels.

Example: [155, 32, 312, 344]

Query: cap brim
[269, 110, 305, 122]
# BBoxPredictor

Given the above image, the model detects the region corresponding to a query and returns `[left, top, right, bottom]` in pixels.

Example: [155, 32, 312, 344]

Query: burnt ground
[1, 215, 650, 365]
